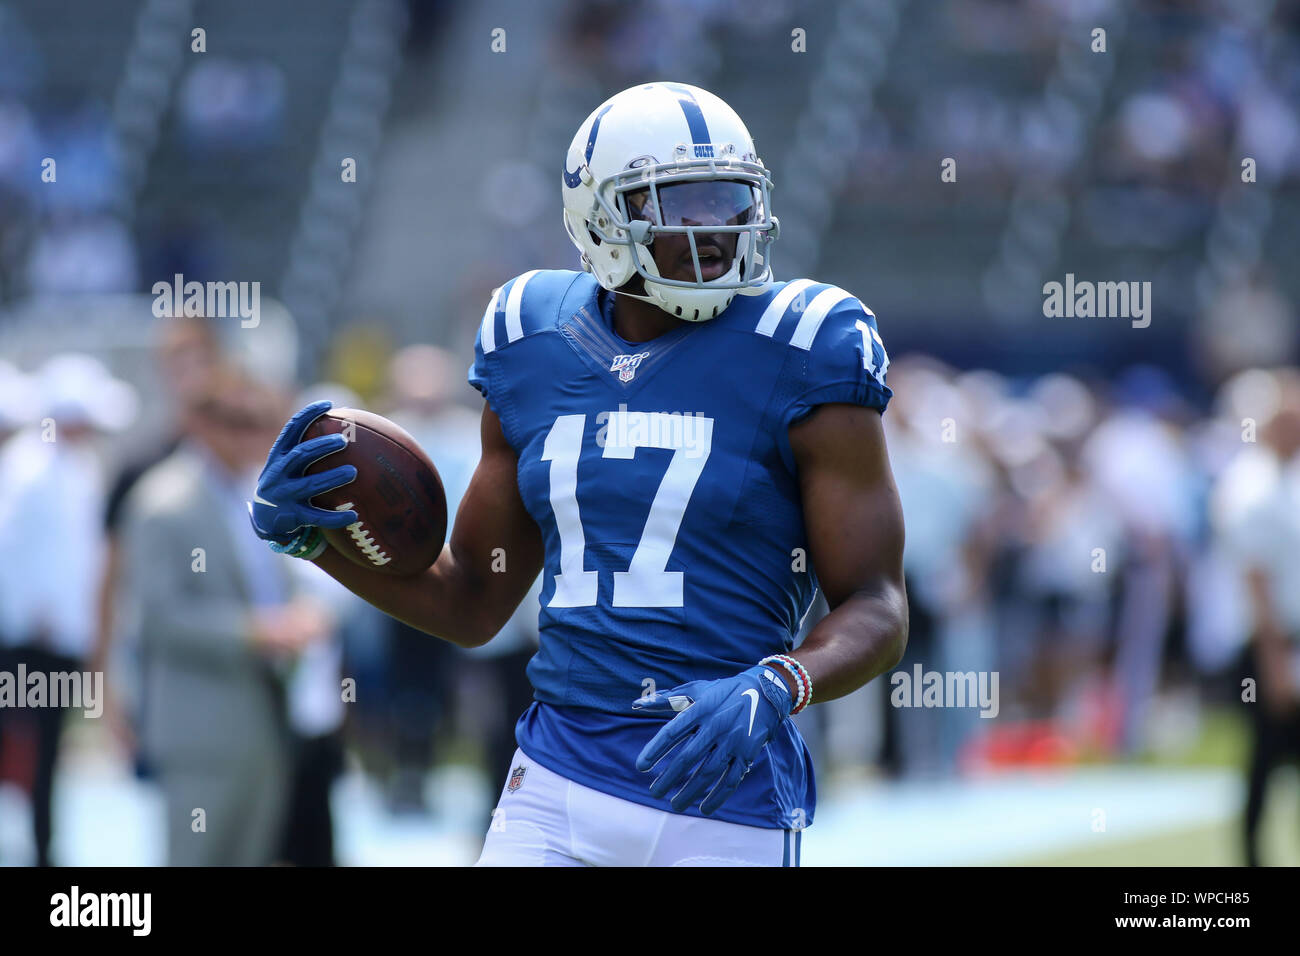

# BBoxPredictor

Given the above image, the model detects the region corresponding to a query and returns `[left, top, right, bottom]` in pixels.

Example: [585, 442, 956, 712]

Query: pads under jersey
[468, 269, 891, 829]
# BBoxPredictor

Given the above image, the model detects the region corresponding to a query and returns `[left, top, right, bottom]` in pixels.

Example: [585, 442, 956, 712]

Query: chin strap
[610, 287, 658, 307]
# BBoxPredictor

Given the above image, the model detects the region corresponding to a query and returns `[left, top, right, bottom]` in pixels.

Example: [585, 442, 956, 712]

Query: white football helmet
[561, 82, 778, 322]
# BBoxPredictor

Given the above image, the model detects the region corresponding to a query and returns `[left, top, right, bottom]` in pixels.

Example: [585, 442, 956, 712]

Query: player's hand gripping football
[633, 665, 794, 815]
[248, 400, 358, 546]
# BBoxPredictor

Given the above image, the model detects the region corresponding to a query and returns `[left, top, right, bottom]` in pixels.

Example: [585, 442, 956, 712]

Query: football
[302, 407, 447, 575]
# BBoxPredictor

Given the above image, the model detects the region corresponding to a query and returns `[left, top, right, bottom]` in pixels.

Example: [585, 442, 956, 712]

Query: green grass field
[1007, 709, 1300, 866]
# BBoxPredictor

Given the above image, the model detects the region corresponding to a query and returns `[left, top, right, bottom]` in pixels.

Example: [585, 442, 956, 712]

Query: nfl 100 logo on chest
[610, 351, 650, 382]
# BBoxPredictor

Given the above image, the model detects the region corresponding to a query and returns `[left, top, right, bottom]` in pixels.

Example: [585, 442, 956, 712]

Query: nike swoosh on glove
[248, 399, 359, 544]
[632, 664, 794, 816]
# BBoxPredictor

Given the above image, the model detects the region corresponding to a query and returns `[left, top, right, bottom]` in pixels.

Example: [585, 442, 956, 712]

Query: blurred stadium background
[1, 0, 1299, 866]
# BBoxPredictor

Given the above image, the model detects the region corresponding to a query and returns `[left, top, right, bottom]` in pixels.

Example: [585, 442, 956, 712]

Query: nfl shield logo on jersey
[610, 351, 650, 382]
[508, 765, 527, 793]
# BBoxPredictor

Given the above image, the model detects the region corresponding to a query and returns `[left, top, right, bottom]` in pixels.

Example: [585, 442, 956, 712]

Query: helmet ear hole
[587, 228, 602, 247]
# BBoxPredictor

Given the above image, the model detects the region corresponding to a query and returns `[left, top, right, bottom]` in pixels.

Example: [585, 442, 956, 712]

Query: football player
[251, 82, 907, 866]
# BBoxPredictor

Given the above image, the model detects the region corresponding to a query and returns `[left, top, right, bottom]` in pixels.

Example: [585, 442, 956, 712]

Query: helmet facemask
[584, 152, 778, 321]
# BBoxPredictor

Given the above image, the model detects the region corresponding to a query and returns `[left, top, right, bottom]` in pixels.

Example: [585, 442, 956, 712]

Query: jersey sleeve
[467, 284, 504, 403]
[780, 292, 892, 428]
[467, 269, 566, 405]
[466, 269, 575, 453]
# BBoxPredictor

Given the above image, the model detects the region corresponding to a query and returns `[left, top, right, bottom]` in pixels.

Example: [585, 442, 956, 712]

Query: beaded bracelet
[759, 654, 813, 715]
[269, 526, 327, 560]
[760, 655, 805, 713]
[789, 659, 813, 715]
[783, 656, 813, 715]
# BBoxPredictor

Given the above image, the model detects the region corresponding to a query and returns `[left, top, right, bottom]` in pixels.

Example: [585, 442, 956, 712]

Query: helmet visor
[625, 180, 758, 228]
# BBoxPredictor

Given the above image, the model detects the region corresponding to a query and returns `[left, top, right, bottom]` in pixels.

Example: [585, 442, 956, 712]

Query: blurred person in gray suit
[93, 316, 224, 771]
[119, 368, 333, 866]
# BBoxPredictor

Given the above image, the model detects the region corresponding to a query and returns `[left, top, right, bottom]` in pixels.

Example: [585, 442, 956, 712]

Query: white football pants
[475, 748, 803, 867]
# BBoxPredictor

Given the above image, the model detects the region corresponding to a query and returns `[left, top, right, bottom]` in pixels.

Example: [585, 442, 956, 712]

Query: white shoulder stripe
[789, 287, 854, 350]
[504, 270, 541, 344]
[755, 279, 816, 337]
[479, 286, 503, 354]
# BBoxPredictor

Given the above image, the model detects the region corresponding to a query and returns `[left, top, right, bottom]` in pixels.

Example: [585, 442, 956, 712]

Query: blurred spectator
[28, 102, 122, 216]
[117, 369, 332, 865]
[24, 213, 137, 295]
[280, 557, 351, 867]
[375, 345, 480, 813]
[92, 316, 224, 769]
[0, 360, 34, 444]
[1081, 368, 1198, 753]
[1017, 376, 1122, 742]
[1195, 275, 1297, 382]
[878, 358, 997, 776]
[1220, 368, 1300, 866]
[277, 381, 367, 866]
[177, 59, 286, 155]
[0, 353, 136, 865]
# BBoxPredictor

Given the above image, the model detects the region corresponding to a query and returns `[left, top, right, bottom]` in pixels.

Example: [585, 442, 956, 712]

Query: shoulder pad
[765, 280, 892, 415]
[749, 279, 870, 350]
[477, 269, 590, 354]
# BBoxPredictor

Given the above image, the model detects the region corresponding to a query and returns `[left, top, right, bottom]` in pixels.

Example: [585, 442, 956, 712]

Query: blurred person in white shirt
[0, 353, 136, 866]
[1081, 368, 1198, 754]
[1223, 369, 1300, 866]
[1015, 377, 1124, 744]
[1200, 370, 1285, 679]
[866, 359, 997, 777]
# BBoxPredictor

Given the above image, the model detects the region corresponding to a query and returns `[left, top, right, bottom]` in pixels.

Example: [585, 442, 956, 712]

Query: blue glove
[633, 664, 794, 816]
[248, 400, 359, 545]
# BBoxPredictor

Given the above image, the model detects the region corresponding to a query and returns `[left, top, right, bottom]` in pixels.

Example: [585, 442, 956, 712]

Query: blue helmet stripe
[564, 103, 613, 188]
[662, 82, 711, 146]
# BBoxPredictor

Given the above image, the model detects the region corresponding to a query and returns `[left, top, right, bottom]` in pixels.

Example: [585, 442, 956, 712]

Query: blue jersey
[468, 269, 891, 829]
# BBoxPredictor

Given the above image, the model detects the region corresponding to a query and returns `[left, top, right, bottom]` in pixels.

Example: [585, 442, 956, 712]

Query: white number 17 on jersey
[541, 411, 714, 609]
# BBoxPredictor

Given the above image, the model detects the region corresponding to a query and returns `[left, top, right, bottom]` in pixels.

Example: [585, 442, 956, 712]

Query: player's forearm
[310, 542, 507, 648]
[786, 578, 908, 704]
